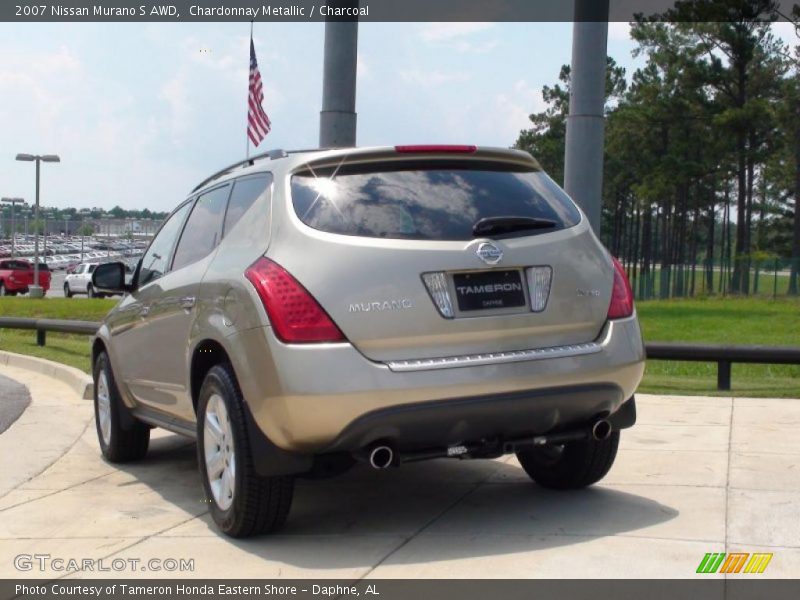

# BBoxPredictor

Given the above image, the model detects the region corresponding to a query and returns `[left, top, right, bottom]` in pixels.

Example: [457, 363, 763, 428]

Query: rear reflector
[245, 257, 345, 343]
[607, 257, 634, 319]
[525, 266, 552, 312]
[422, 272, 454, 318]
[395, 145, 477, 154]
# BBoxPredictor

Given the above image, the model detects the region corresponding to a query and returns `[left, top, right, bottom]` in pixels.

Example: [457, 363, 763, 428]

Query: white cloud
[417, 22, 498, 53]
[608, 21, 632, 42]
[159, 73, 192, 142]
[357, 53, 369, 79]
[492, 80, 546, 142]
[419, 22, 494, 42]
[772, 21, 799, 47]
[400, 69, 470, 86]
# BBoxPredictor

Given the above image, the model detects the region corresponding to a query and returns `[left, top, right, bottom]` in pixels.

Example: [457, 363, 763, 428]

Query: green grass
[637, 296, 800, 397]
[0, 298, 117, 372]
[631, 266, 794, 300]
[0, 296, 798, 397]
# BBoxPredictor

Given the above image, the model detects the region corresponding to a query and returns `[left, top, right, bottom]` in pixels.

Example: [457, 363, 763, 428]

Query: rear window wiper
[472, 216, 557, 238]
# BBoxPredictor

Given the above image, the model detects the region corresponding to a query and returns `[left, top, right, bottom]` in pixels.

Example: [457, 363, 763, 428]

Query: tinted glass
[172, 185, 229, 271]
[224, 175, 270, 237]
[139, 201, 192, 287]
[87, 264, 96, 273]
[291, 163, 581, 241]
[2, 260, 30, 270]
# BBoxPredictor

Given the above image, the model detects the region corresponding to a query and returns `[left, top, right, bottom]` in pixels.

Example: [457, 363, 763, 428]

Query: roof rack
[191, 148, 290, 193]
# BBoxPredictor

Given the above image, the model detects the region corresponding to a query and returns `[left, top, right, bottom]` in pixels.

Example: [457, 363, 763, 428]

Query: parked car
[64, 263, 104, 297]
[0, 259, 51, 295]
[90, 145, 645, 538]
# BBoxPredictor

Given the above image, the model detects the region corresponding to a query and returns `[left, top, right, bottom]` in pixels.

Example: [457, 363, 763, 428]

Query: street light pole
[43, 212, 49, 258]
[16, 153, 60, 298]
[1, 198, 25, 258]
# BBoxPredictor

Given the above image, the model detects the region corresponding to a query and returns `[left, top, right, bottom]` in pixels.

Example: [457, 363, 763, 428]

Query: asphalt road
[0, 373, 31, 434]
[47, 273, 68, 298]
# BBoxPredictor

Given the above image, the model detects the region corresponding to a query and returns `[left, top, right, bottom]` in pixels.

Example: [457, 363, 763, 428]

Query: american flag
[247, 38, 271, 147]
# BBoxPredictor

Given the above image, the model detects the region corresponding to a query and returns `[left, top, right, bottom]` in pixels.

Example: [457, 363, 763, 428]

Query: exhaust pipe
[591, 419, 612, 441]
[368, 445, 394, 469]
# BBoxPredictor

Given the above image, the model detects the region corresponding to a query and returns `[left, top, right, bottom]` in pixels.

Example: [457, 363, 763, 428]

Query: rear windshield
[0, 260, 31, 270]
[290, 162, 581, 241]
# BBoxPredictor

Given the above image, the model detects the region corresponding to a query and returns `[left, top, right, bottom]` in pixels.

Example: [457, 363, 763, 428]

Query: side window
[87, 265, 96, 274]
[172, 185, 230, 271]
[223, 174, 271, 237]
[139, 201, 193, 287]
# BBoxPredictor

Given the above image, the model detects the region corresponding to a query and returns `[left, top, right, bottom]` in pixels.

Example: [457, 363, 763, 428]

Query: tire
[0, 282, 6, 296]
[64, 283, 73, 298]
[516, 431, 620, 490]
[93, 351, 150, 462]
[87, 284, 95, 298]
[197, 364, 294, 538]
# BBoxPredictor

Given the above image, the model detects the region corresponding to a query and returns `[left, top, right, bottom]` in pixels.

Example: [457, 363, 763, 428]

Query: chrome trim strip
[385, 325, 610, 372]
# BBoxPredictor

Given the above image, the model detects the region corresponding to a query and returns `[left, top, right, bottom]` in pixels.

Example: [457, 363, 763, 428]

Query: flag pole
[246, 20, 254, 159]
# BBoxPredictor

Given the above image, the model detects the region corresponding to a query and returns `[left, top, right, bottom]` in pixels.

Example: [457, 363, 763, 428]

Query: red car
[0, 259, 52, 296]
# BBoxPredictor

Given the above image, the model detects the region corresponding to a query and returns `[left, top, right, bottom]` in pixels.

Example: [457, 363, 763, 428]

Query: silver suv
[91, 145, 644, 537]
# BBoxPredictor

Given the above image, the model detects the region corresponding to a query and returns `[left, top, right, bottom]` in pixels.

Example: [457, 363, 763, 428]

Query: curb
[0, 351, 93, 400]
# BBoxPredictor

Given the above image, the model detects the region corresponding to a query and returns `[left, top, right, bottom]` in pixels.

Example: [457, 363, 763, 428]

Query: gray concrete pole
[563, 0, 609, 235]
[319, 5, 359, 148]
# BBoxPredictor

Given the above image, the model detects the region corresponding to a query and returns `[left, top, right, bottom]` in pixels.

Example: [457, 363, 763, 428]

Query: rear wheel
[516, 432, 620, 490]
[93, 352, 150, 462]
[87, 284, 96, 298]
[197, 364, 294, 537]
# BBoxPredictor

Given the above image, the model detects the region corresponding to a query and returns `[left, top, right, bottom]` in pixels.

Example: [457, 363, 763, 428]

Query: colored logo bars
[696, 552, 773, 574]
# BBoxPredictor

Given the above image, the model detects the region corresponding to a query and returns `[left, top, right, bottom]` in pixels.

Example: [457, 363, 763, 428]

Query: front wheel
[64, 283, 73, 298]
[197, 364, 294, 538]
[93, 352, 150, 462]
[516, 431, 620, 490]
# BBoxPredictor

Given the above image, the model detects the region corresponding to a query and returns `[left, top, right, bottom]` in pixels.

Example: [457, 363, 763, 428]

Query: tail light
[245, 257, 345, 343]
[607, 256, 634, 320]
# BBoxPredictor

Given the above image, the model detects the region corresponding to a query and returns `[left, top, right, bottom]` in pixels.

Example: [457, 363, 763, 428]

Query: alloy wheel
[203, 393, 236, 510]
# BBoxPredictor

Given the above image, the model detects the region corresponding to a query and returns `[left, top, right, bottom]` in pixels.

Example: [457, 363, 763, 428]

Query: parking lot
[0, 360, 798, 579]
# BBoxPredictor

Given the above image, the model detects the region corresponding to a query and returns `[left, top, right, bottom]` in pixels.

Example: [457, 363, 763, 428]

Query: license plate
[452, 270, 526, 312]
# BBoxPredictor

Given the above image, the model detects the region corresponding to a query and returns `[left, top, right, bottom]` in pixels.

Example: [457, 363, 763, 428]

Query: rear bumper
[322, 385, 636, 454]
[230, 314, 645, 457]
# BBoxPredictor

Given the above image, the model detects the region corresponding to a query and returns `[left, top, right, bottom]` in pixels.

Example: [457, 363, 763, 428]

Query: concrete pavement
[0, 361, 798, 579]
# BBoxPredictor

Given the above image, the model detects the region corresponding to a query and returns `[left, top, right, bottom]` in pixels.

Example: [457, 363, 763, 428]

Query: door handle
[180, 296, 196, 310]
[139, 305, 150, 317]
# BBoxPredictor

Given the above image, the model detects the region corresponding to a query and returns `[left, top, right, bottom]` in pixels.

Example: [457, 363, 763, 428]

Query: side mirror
[92, 262, 129, 294]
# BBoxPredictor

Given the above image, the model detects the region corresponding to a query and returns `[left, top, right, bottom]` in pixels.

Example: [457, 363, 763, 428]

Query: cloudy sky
[0, 21, 796, 211]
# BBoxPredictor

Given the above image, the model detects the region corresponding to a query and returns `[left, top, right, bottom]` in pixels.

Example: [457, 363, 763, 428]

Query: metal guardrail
[0, 318, 799, 391]
[0, 317, 99, 347]
[645, 343, 800, 391]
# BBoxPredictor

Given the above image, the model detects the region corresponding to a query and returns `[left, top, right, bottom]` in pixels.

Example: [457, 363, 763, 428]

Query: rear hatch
[271, 147, 614, 362]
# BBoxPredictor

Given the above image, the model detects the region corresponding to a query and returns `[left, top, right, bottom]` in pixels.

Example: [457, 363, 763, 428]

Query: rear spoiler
[291, 146, 542, 174]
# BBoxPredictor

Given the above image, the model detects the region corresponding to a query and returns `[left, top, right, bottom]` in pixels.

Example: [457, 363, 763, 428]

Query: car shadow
[114, 432, 680, 569]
